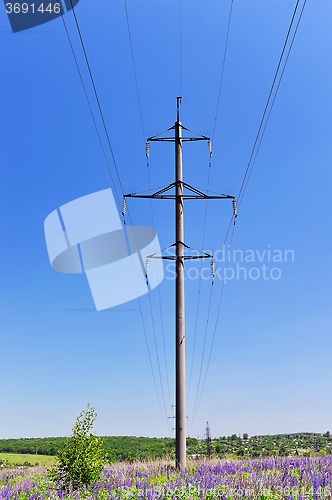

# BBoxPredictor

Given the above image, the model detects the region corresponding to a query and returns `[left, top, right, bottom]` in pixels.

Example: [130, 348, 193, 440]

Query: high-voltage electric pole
[205, 421, 212, 459]
[125, 98, 235, 469]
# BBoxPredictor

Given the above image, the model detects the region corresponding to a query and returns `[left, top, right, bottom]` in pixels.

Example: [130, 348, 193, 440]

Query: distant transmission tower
[205, 421, 212, 459]
[124, 98, 235, 469]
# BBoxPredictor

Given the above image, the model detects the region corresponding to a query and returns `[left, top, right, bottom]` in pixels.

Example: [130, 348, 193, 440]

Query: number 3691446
[5, 3, 61, 14]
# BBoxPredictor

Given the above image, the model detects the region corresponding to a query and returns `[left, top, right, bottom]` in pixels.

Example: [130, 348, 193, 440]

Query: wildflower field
[1, 457, 331, 500]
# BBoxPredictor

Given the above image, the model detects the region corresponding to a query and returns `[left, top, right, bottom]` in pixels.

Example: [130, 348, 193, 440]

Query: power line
[138, 295, 167, 424]
[123, 0, 173, 417]
[212, 0, 234, 145]
[237, 0, 306, 209]
[239, 0, 307, 207]
[62, 0, 170, 429]
[123, 0, 145, 143]
[66, 0, 125, 196]
[157, 282, 173, 411]
[189, 0, 233, 404]
[59, 8, 121, 206]
[191, 222, 235, 428]
[187, 160, 211, 403]
[148, 289, 171, 435]
[189, 216, 235, 431]
[190, 269, 214, 424]
[189, 0, 307, 429]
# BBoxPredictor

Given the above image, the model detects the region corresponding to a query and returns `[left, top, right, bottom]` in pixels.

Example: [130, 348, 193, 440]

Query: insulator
[210, 258, 215, 278]
[122, 198, 126, 216]
[145, 258, 149, 278]
[232, 199, 238, 218]
[208, 140, 212, 157]
[146, 142, 150, 158]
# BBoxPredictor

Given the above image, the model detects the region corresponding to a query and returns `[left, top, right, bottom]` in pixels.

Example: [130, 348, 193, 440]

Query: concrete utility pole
[175, 97, 186, 469]
[124, 98, 235, 470]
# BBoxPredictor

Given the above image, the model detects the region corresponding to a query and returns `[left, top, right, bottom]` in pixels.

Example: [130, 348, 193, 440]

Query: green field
[0, 452, 57, 467]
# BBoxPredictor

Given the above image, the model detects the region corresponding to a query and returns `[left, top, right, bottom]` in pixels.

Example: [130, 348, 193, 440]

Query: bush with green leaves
[48, 404, 108, 491]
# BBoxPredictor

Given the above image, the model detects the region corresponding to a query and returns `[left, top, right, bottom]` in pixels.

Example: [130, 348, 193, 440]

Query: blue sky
[0, 0, 331, 440]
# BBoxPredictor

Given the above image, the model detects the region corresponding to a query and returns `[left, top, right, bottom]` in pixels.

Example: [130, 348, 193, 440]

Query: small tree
[48, 404, 108, 491]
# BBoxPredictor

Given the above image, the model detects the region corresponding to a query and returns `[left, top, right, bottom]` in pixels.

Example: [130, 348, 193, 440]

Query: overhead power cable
[190, 0, 307, 429]
[188, 0, 233, 406]
[61, 0, 170, 429]
[237, 0, 307, 209]
[66, 0, 125, 196]
[58, 8, 120, 207]
[239, 0, 307, 206]
[212, 0, 234, 145]
[187, 161, 211, 404]
[190, 222, 235, 429]
[123, 0, 173, 417]
[190, 215, 235, 430]
[123, 0, 145, 143]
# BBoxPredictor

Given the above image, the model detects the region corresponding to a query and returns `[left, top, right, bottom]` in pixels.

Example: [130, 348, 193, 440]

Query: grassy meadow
[0, 452, 56, 467]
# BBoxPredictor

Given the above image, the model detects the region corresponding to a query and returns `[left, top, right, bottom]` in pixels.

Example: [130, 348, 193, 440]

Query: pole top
[177, 97, 182, 122]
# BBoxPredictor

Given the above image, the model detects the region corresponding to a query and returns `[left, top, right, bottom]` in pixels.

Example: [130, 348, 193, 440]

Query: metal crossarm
[146, 241, 212, 261]
[149, 254, 211, 260]
[124, 182, 235, 200]
[148, 125, 210, 143]
[147, 137, 209, 142]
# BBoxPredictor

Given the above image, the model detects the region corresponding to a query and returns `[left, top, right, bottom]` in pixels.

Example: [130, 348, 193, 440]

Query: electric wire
[190, 0, 307, 428]
[239, 0, 307, 207]
[187, 162, 211, 403]
[188, 0, 233, 408]
[137, 296, 166, 424]
[189, 215, 235, 431]
[63, 0, 170, 428]
[147, 288, 170, 434]
[59, 8, 121, 207]
[190, 264, 215, 424]
[212, 0, 234, 145]
[237, 0, 304, 209]
[123, 0, 145, 143]
[123, 0, 173, 420]
[67, 0, 125, 196]
[190, 221, 235, 430]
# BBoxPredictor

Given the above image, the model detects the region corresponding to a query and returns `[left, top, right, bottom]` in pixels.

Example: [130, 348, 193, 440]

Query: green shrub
[48, 404, 108, 491]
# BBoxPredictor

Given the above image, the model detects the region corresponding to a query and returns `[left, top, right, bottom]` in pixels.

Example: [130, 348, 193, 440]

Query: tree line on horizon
[0, 432, 330, 462]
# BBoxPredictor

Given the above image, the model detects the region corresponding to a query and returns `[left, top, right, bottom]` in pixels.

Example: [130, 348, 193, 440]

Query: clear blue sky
[0, 0, 331, 440]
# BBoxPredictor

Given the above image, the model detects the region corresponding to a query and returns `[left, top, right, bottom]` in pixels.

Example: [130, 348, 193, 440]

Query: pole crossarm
[147, 137, 208, 142]
[124, 182, 235, 200]
[148, 125, 210, 143]
[150, 255, 211, 260]
[147, 241, 212, 261]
